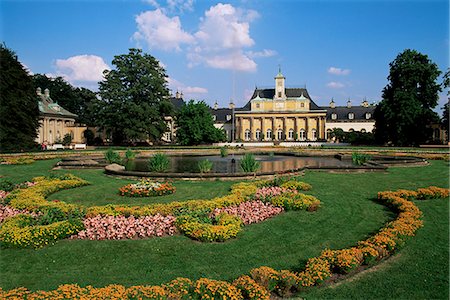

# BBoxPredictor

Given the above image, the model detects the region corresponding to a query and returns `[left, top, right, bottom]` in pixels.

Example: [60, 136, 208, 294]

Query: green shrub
[0, 180, 16, 192]
[148, 153, 170, 172]
[125, 149, 136, 160]
[352, 152, 372, 165]
[240, 154, 260, 173]
[62, 133, 72, 146]
[104, 149, 122, 164]
[198, 159, 213, 173]
[220, 147, 228, 157]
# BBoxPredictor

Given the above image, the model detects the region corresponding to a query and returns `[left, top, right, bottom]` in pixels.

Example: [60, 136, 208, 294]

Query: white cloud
[134, 3, 269, 72]
[55, 55, 110, 83]
[327, 81, 345, 89]
[246, 49, 277, 58]
[328, 67, 350, 76]
[133, 9, 195, 51]
[167, 77, 208, 98]
[167, 0, 194, 13]
[143, 0, 160, 8]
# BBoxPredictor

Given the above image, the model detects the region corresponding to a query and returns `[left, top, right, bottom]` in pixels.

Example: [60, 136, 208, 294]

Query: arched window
[331, 113, 337, 120]
[365, 112, 371, 119]
[244, 129, 251, 141]
[288, 129, 294, 140]
[266, 129, 272, 140]
[361, 129, 366, 133]
[277, 129, 283, 140]
[255, 129, 261, 141]
[348, 113, 354, 120]
[349, 128, 354, 132]
[299, 129, 306, 141]
[311, 129, 317, 141]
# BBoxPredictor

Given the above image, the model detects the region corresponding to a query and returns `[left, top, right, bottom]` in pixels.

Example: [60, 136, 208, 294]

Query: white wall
[326, 121, 375, 133]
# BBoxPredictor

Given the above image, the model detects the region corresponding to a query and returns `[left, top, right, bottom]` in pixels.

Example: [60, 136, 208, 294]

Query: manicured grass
[0, 159, 237, 205]
[0, 159, 448, 299]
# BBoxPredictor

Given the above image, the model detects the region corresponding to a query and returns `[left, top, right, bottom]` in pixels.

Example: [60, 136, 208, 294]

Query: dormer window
[226, 115, 231, 121]
[256, 103, 260, 108]
[365, 112, 371, 119]
[331, 113, 337, 120]
[348, 113, 354, 120]
[300, 103, 305, 108]
[212, 115, 217, 121]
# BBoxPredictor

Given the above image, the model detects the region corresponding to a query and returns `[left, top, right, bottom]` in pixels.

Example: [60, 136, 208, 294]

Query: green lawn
[0, 159, 448, 299]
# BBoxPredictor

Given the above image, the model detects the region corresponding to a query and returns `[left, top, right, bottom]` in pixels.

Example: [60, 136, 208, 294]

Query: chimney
[36, 87, 42, 96]
[330, 98, 335, 108]
[44, 88, 50, 99]
[347, 99, 352, 108]
[213, 101, 218, 110]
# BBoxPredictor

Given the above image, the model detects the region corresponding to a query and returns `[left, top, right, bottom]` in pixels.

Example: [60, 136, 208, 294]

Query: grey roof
[237, 88, 324, 111]
[326, 105, 375, 121]
[169, 97, 185, 110]
[210, 108, 233, 123]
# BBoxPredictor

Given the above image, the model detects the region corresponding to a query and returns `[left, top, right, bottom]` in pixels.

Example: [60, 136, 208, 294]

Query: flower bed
[1, 186, 448, 298]
[211, 200, 284, 225]
[0, 204, 40, 223]
[119, 179, 176, 197]
[72, 214, 177, 240]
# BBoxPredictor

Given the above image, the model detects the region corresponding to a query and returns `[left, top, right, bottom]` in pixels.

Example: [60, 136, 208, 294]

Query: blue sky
[1, 0, 448, 111]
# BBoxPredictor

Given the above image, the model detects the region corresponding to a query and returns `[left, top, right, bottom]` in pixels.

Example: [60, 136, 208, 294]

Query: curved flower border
[0, 185, 447, 299]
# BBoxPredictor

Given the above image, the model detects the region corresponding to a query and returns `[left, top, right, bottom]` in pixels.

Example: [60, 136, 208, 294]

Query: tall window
[266, 129, 272, 140]
[331, 113, 337, 120]
[365, 113, 371, 119]
[226, 115, 231, 121]
[288, 129, 294, 140]
[255, 129, 261, 141]
[244, 129, 251, 141]
[348, 113, 354, 120]
[312, 129, 317, 141]
[277, 129, 283, 140]
[299, 129, 306, 141]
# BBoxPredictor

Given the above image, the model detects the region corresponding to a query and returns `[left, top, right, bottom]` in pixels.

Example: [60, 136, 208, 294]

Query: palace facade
[233, 71, 327, 142]
[35, 88, 87, 145]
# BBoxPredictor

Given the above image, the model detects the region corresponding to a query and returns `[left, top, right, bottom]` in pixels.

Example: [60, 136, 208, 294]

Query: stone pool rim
[102, 152, 411, 180]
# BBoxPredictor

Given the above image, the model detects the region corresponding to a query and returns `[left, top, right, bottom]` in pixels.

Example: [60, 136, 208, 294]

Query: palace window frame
[255, 129, 261, 141]
[331, 113, 337, 120]
[348, 112, 354, 120]
[299, 129, 306, 141]
[311, 129, 317, 141]
[266, 129, 272, 140]
[277, 129, 283, 140]
[244, 129, 251, 141]
[288, 128, 294, 140]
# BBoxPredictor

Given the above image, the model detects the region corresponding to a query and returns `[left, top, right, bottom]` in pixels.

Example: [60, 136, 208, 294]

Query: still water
[126, 155, 354, 174]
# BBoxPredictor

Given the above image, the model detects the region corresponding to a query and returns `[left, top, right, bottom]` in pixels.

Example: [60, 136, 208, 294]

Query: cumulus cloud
[328, 67, 350, 75]
[134, 3, 273, 72]
[327, 81, 345, 89]
[133, 9, 195, 51]
[144, 0, 194, 13]
[55, 55, 110, 83]
[186, 3, 263, 72]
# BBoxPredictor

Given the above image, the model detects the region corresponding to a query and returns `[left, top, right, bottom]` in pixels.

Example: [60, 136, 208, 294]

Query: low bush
[351, 152, 372, 165]
[232, 275, 270, 300]
[104, 149, 122, 164]
[280, 180, 312, 191]
[240, 153, 260, 173]
[198, 159, 213, 173]
[148, 153, 170, 172]
[220, 146, 228, 157]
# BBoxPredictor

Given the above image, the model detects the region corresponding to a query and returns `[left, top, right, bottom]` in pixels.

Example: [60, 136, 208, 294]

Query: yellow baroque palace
[234, 71, 327, 142]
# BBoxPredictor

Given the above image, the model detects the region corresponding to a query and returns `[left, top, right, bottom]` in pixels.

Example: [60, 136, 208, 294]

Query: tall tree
[0, 44, 39, 152]
[176, 100, 226, 145]
[374, 49, 441, 146]
[96, 48, 173, 144]
[32, 74, 98, 126]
